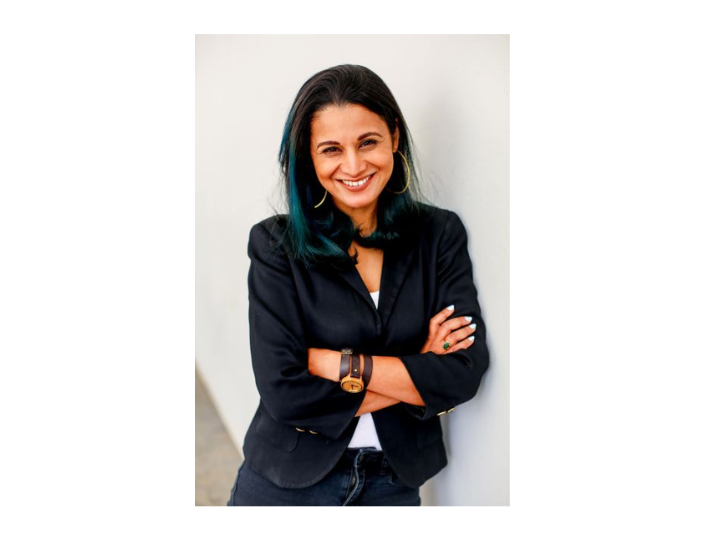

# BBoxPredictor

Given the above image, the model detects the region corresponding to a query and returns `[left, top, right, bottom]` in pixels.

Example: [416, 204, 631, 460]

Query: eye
[322, 147, 340, 154]
[360, 139, 378, 148]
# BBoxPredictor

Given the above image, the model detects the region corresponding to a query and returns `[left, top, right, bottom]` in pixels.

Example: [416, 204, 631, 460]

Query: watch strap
[350, 354, 361, 381]
[362, 354, 373, 387]
[340, 348, 352, 382]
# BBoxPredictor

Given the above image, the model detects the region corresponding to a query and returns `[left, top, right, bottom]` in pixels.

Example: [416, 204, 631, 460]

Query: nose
[340, 151, 366, 178]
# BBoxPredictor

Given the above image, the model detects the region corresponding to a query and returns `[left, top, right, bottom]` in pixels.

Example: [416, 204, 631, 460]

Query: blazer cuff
[402, 404, 431, 421]
[398, 352, 456, 421]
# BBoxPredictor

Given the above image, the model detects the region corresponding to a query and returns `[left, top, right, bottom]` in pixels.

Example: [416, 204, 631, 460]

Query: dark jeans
[226, 447, 421, 506]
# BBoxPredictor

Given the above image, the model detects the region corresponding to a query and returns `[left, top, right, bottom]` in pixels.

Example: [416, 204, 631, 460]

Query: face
[310, 104, 399, 221]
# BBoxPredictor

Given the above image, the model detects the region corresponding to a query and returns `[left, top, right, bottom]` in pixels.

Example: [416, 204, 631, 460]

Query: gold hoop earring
[387, 152, 410, 195]
[313, 190, 327, 208]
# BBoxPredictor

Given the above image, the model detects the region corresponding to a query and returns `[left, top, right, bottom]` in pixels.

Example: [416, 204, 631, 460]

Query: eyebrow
[315, 132, 384, 150]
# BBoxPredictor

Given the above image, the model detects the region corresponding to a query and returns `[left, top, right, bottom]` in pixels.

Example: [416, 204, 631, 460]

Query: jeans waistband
[337, 447, 390, 473]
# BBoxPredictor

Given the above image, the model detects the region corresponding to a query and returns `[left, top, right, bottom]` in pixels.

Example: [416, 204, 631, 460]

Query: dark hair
[277, 64, 432, 270]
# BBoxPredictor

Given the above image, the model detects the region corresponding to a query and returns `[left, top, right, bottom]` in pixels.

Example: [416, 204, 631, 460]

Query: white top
[347, 290, 383, 450]
[368, 290, 380, 306]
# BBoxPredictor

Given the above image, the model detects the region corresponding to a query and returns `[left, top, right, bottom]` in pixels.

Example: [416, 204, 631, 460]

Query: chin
[339, 195, 380, 208]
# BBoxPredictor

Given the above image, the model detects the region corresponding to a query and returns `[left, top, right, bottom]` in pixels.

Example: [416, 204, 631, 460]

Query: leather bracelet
[340, 349, 364, 393]
[351, 354, 361, 379]
[339, 348, 352, 382]
[362, 353, 373, 387]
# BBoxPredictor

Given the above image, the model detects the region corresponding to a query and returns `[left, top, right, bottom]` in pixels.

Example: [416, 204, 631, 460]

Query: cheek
[375, 153, 395, 176]
[311, 159, 335, 181]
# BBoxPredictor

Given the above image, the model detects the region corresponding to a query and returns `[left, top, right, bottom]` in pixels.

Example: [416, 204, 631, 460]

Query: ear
[392, 123, 400, 153]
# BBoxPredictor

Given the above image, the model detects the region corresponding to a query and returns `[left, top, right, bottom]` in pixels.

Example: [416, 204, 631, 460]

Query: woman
[227, 64, 489, 506]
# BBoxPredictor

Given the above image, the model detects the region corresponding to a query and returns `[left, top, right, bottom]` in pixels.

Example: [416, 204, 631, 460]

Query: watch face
[342, 379, 364, 393]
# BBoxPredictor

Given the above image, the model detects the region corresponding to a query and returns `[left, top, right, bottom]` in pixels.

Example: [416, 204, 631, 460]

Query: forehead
[310, 104, 389, 142]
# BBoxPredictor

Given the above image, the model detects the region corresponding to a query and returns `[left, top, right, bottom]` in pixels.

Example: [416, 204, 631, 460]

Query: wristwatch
[340, 349, 364, 393]
[362, 353, 373, 387]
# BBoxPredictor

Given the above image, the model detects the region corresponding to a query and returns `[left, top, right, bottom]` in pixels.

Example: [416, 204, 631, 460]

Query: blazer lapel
[336, 239, 416, 328]
[378, 240, 416, 328]
[337, 264, 377, 312]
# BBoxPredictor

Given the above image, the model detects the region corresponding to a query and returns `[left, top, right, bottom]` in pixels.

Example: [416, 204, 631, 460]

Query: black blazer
[241, 204, 489, 489]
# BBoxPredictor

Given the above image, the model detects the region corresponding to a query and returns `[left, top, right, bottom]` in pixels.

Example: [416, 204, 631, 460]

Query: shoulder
[250, 213, 288, 236]
[250, 214, 288, 239]
[414, 203, 465, 240]
[248, 214, 290, 262]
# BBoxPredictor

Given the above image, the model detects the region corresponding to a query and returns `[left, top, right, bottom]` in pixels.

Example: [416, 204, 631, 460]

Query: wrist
[339, 349, 363, 393]
[329, 349, 341, 381]
[307, 348, 340, 382]
[338, 351, 373, 393]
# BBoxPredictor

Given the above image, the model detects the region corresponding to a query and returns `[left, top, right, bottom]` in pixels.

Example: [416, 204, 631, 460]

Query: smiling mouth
[338, 174, 373, 187]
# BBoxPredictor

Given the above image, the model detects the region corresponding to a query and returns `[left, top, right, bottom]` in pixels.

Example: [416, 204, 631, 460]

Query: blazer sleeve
[247, 221, 366, 440]
[398, 211, 490, 421]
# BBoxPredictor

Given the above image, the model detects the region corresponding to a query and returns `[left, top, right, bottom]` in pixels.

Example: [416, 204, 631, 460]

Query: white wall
[196, 34, 509, 506]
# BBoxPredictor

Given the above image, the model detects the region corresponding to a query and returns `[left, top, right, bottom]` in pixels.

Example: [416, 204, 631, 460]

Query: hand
[420, 305, 477, 354]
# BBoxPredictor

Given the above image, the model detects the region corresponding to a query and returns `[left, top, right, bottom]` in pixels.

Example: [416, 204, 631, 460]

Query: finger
[438, 315, 474, 336]
[446, 335, 475, 354]
[435, 331, 468, 354]
[428, 305, 456, 329]
[448, 321, 477, 341]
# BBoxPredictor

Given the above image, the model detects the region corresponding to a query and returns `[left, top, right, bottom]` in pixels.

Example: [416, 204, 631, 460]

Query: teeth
[341, 175, 371, 187]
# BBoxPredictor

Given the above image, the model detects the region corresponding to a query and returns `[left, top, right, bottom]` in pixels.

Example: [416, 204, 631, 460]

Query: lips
[337, 173, 374, 191]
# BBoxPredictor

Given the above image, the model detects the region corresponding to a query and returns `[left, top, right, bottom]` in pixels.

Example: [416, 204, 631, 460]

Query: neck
[352, 212, 377, 237]
[336, 202, 378, 236]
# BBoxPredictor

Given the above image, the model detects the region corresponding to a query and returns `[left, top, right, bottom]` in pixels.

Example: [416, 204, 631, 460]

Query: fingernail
[464, 316, 473, 322]
[469, 323, 477, 331]
[446, 305, 454, 311]
[468, 336, 475, 343]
